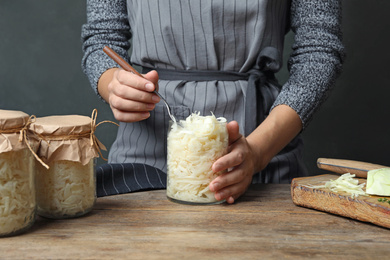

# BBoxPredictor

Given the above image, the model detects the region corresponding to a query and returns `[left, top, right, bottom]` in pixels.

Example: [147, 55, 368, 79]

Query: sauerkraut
[167, 113, 228, 204]
[36, 159, 96, 219]
[312, 173, 367, 199]
[0, 149, 35, 236]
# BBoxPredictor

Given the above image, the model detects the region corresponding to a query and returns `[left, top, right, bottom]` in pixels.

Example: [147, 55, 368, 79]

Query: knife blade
[316, 158, 388, 178]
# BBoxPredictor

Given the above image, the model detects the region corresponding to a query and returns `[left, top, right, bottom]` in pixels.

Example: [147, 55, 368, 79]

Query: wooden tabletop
[1, 184, 390, 259]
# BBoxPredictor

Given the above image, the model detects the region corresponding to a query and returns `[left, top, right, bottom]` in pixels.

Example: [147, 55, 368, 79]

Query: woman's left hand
[209, 121, 255, 204]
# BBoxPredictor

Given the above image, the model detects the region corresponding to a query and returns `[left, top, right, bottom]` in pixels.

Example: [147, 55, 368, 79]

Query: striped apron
[97, 0, 308, 197]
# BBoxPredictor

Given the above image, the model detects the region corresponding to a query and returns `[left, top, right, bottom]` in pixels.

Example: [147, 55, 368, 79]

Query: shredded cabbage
[36, 160, 95, 218]
[0, 149, 36, 236]
[312, 173, 367, 199]
[167, 113, 228, 203]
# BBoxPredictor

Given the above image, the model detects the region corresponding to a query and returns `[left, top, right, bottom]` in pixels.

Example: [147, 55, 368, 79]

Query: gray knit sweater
[81, 0, 345, 129]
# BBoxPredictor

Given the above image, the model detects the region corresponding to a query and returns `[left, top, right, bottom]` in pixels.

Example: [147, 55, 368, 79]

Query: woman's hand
[209, 121, 256, 204]
[209, 105, 303, 204]
[98, 68, 160, 122]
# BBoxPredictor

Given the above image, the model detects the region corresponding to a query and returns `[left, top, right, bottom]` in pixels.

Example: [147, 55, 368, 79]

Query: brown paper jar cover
[29, 114, 100, 165]
[0, 109, 30, 153]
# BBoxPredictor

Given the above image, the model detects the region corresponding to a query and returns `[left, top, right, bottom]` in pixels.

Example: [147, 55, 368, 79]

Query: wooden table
[1, 184, 390, 259]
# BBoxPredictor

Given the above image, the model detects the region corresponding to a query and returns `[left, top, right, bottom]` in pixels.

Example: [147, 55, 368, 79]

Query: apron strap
[139, 46, 281, 135]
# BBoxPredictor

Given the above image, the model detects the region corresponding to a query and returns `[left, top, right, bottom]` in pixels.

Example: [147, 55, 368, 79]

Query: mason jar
[166, 113, 228, 205]
[0, 110, 36, 237]
[29, 113, 102, 219]
[35, 158, 96, 219]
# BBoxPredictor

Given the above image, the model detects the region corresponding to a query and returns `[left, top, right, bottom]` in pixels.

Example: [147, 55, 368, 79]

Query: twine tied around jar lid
[28, 109, 118, 166]
[18, 115, 50, 169]
[89, 109, 119, 160]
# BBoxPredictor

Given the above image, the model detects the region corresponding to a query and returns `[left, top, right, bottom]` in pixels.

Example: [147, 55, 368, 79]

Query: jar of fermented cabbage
[0, 110, 36, 237]
[166, 113, 228, 205]
[29, 111, 104, 219]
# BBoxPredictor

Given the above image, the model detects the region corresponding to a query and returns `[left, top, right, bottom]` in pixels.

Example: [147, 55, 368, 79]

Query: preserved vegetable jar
[0, 110, 36, 236]
[29, 110, 104, 219]
[166, 113, 228, 205]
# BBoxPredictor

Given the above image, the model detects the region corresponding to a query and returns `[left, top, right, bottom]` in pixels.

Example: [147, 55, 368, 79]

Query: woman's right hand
[98, 68, 160, 122]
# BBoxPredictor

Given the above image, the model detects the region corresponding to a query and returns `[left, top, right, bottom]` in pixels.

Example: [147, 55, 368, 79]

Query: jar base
[167, 196, 226, 205]
[37, 208, 93, 219]
[0, 215, 36, 237]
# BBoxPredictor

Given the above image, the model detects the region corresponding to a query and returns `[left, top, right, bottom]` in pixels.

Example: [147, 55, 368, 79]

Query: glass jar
[35, 158, 96, 219]
[166, 113, 228, 205]
[29, 113, 102, 219]
[0, 110, 36, 237]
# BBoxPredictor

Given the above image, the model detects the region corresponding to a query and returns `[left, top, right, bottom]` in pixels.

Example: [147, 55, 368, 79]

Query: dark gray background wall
[1, 0, 389, 175]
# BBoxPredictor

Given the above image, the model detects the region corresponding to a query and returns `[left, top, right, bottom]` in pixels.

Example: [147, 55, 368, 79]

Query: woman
[82, 0, 344, 203]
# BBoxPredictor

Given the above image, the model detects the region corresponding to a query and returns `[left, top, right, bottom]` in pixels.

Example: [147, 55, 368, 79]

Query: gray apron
[97, 0, 308, 197]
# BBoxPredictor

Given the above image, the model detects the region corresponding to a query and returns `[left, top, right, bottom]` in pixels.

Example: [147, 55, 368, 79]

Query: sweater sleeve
[271, 0, 345, 129]
[81, 0, 131, 101]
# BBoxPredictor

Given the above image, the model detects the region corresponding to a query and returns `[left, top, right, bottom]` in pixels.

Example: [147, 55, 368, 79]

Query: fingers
[108, 88, 158, 112]
[212, 178, 250, 204]
[209, 121, 254, 204]
[108, 69, 161, 122]
[212, 121, 243, 173]
[212, 143, 245, 173]
[111, 69, 160, 101]
[210, 164, 252, 202]
[144, 70, 159, 91]
[226, 196, 235, 204]
[111, 108, 151, 122]
[227, 121, 241, 144]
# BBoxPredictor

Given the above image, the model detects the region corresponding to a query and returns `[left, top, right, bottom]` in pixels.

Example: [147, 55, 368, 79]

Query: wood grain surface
[291, 174, 390, 229]
[1, 184, 390, 259]
[316, 158, 388, 178]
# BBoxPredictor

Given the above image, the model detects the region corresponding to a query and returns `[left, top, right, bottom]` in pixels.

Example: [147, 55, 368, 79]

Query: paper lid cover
[0, 109, 29, 130]
[29, 114, 92, 136]
[29, 113, 103, 165]
[0, 109, 30, 153]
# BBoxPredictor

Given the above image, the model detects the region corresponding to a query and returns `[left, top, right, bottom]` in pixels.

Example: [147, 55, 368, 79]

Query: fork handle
[103, 46, 144, 78]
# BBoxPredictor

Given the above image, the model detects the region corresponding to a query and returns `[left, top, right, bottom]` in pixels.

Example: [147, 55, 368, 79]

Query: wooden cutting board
[291, 174, 390, 229]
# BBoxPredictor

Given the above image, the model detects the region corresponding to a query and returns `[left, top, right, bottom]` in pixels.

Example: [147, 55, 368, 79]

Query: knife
[316, 158, 389, 178]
